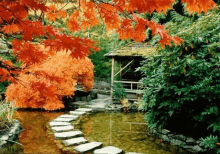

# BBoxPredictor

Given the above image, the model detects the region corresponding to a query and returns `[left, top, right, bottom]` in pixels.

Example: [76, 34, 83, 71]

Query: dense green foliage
[201, 135, 220, 153]
[140, 9, 220, 150]
[112, 83, 127, 103]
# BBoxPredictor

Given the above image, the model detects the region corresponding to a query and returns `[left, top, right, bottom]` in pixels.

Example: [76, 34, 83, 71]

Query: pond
[12, 110, 64, 154]
[81, 112, 188, 154]
[1, 110, 188, 154]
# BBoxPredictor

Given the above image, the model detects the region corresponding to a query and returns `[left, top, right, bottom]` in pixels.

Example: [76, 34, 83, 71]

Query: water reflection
[2, 111, 189, 154]
[81, 112, 187, 154]
[15, 110, 64, 154]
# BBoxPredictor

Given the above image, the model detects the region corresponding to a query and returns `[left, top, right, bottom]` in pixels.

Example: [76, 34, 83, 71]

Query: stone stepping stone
[53, 117, 77, 122]
[69, 101, 87, 106]
[51, 125, 74, 132]
[69, 111, 86, 116]
[76, 108, 93, 112]
[49, 121, 71, 127]
[126, 152, 144, 154]
[54, 131, 83, 139]
[94, 146, 123, 154]
[59, 114, 78, 119]
[62, 137, 87, 146]
[74, 142, 103, 153]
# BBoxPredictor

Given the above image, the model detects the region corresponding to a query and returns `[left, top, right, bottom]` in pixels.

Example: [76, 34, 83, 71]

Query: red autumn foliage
[6, 50, 94, 110]
[0, 0, 217, 110]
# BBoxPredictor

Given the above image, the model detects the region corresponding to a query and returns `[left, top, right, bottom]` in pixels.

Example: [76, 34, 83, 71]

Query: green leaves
[208, 123, 220, 133]
[140, 10, 220, 144]
[112, 83, 127, 103]
[200, 135, 218, 150]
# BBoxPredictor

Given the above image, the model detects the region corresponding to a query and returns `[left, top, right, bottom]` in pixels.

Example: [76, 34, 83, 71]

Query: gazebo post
[111, 57, 115, 97]
[119, 61, 122, 80]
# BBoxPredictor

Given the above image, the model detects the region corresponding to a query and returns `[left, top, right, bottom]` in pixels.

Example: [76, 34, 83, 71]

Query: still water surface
[81, 112, 187, 154]
[15, 110, 64, 153]
[4, 111, 188, 154]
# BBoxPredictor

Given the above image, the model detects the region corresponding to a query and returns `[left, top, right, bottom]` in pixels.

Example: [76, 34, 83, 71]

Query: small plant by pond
[0, 101, 17, 132]
[112, 83, 127, 103]
[0, 101, 24, 153]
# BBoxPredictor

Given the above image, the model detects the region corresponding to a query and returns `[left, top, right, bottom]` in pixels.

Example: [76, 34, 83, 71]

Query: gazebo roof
[104, 42, 157, 58]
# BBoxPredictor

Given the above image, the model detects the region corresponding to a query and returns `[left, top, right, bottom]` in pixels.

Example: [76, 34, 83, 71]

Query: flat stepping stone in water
[54, 131, 83, 139]
[59, 114, 78, 119]
[94, 146, 123, 154]
[51, 125, 74, 132]
[62, 137, 87, 146]
[69, 111, 86, 116]
[53, 117, 77, 122]
[74, 142, 103, 153]
[126, 152, 144, 154]
[49, 121, 71, 127]
[76, 108, 93, 112]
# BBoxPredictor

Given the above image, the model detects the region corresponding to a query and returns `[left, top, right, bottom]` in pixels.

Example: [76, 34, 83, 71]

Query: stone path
[94, 146, 123, 154]
[85, 94, 112, 111]
[49, 98, 141, 154]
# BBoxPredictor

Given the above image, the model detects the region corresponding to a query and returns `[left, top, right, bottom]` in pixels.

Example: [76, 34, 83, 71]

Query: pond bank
[0, 120, 23, 149]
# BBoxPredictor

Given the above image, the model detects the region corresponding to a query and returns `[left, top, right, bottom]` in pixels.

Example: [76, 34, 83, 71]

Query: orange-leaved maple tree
[6, 50, 94, 110]
[0, 0, 217, 110]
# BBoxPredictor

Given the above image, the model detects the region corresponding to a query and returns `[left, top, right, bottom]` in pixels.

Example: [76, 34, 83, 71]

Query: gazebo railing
[114, 81, 143, 94]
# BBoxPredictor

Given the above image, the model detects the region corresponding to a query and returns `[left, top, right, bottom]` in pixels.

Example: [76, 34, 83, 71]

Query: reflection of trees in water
[82, 112, 177, 154]
[84, 117, 93, 136]
[15, 111, 63, 154]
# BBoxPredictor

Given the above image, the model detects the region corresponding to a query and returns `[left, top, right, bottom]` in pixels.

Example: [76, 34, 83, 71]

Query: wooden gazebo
[104, 42, 156, 101]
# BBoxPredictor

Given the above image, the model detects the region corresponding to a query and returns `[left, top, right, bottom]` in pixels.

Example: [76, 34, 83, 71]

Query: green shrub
[140, 10, 220, 142]
[112, 83, 127, 103]
[200, 135, 220, 153]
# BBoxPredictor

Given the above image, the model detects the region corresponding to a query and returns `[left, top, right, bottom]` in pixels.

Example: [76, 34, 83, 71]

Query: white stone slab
[49, 121, 71, 127]
[54, 131, 83, 139]
[69, 111, 86, 116]
[51, 125, 74, 132]
[74, 142, 103, 153]
[94, 146, 123, 154]
[53, 117, 77, 122]
[126, 153, 144, 154]
[59, 114, 78, 119]
[76, 108, 93, 112]
[126, 152, 145, 154]
[62, 137, 87, 146]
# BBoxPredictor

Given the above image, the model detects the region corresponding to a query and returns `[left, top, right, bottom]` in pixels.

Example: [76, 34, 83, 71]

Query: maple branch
[15, 78, 28, 89]
[58, 1, 70, 11]
[38, 12, 43, 22]
[0, 61, 21, 72]
[34, 10, 37, 21]
[0, 4, 21, 22]
[0, 4, 29, 34]
[91, 0, 112, 4]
